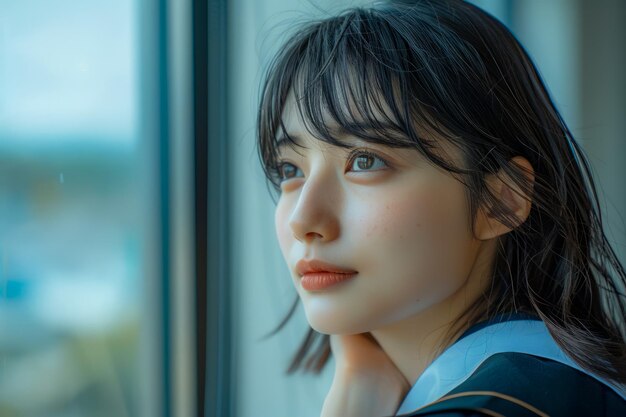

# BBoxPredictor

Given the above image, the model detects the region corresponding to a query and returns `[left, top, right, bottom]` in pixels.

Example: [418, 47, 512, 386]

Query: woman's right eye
[276, 162, 304, 183]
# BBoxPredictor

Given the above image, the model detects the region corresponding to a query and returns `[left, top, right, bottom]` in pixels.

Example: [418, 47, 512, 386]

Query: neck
[369, 239, 496, 386]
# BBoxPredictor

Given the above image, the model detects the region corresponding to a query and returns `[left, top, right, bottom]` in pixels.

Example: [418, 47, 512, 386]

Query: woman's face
[274, 97, 485, 335]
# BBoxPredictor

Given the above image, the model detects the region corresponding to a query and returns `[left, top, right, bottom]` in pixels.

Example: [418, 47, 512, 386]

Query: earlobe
[475, 156, 535, 241]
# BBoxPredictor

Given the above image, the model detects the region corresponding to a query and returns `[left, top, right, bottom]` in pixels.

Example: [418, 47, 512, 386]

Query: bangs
[257, 7, 462, 190]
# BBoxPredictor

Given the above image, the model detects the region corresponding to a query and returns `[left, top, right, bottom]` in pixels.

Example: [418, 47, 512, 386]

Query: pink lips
[295, 259, 358, 291]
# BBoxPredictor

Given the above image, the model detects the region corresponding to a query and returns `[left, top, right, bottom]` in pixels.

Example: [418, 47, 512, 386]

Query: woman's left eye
[348, 151, 389, 172]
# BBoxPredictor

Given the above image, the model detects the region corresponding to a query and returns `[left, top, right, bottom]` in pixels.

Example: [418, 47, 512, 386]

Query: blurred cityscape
[0, 1, 149, 416]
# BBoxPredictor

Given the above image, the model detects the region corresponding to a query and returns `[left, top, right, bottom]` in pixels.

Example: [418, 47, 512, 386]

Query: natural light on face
[273, 92, 490, 335]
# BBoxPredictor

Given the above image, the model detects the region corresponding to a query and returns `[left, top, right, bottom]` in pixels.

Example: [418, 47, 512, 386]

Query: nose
[288, 170, 340, 244]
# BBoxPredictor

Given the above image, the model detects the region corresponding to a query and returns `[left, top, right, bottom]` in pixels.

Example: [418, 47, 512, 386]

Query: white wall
[578, 0, 626, 265]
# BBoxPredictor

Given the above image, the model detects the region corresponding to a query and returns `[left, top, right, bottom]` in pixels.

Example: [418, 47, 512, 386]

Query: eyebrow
[275, 122, 408, 151]
[275, 132, 357, 154]
[275, 133, 305, 152]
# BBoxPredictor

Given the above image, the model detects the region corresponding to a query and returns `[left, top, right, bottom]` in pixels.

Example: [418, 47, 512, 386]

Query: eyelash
[346, 149, 389, 172]
[273, 149, 390, 184]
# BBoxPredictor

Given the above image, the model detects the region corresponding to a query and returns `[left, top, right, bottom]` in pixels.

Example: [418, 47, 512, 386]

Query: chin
[305, 311, 373, 335]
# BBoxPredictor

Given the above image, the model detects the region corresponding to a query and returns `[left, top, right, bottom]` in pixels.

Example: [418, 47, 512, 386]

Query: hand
[329, 332, 408, 382]
[320, 333, 411, 417]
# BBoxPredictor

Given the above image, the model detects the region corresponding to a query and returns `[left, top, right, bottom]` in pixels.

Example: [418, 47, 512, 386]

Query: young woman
[256, 1, 626, 416]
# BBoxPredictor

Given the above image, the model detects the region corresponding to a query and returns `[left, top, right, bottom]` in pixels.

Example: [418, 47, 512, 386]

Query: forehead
[279, 91, 312, 134]
[280, 85, 361, 126]
[277, 88, 402, 144]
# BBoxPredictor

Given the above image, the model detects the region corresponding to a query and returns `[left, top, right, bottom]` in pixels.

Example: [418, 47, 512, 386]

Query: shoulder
[397, 352, 626, 417]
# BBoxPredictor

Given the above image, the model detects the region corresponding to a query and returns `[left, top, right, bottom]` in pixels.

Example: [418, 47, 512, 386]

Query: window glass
[0, 1, 156, 416]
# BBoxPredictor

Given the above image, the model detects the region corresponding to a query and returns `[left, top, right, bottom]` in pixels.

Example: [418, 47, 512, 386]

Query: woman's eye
[276, 162, 303, 182]
[274, 151, 387, 185]
[348, 151, 388, 172]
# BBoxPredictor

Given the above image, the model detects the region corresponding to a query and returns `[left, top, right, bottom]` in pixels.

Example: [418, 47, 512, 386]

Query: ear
[474, 156, 535, 241]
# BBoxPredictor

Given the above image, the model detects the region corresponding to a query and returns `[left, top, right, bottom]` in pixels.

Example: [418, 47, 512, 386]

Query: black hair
[256, 0, 626, 387]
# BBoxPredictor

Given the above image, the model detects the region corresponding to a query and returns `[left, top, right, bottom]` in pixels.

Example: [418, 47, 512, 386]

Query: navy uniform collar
[395, 313, 626, 415]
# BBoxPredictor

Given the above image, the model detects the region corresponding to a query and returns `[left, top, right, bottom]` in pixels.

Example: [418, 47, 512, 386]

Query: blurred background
[0, 0, 624, 416]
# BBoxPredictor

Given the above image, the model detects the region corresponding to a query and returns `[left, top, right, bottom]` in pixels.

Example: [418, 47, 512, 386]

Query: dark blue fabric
[398, 352, 626, 417]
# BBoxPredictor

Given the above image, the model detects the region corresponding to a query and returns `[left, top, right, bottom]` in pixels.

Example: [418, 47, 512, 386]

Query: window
[0, 1, 166, 416]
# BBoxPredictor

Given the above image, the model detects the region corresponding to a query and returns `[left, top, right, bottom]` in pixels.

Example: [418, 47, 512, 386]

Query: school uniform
[395, 313, 626, 417]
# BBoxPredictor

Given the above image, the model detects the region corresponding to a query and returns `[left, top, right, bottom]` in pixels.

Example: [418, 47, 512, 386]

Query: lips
[295, 259, 358, 276]
[295, 259, 358, 291]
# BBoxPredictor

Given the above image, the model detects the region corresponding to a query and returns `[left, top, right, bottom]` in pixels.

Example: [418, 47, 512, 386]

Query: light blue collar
[395, 318, 626, 415]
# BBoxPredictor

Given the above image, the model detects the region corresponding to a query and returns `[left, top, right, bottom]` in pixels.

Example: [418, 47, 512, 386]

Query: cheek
[362, 191, 464, 247]
[358, 182, 473, 289]
[364, 200, 425, 240]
